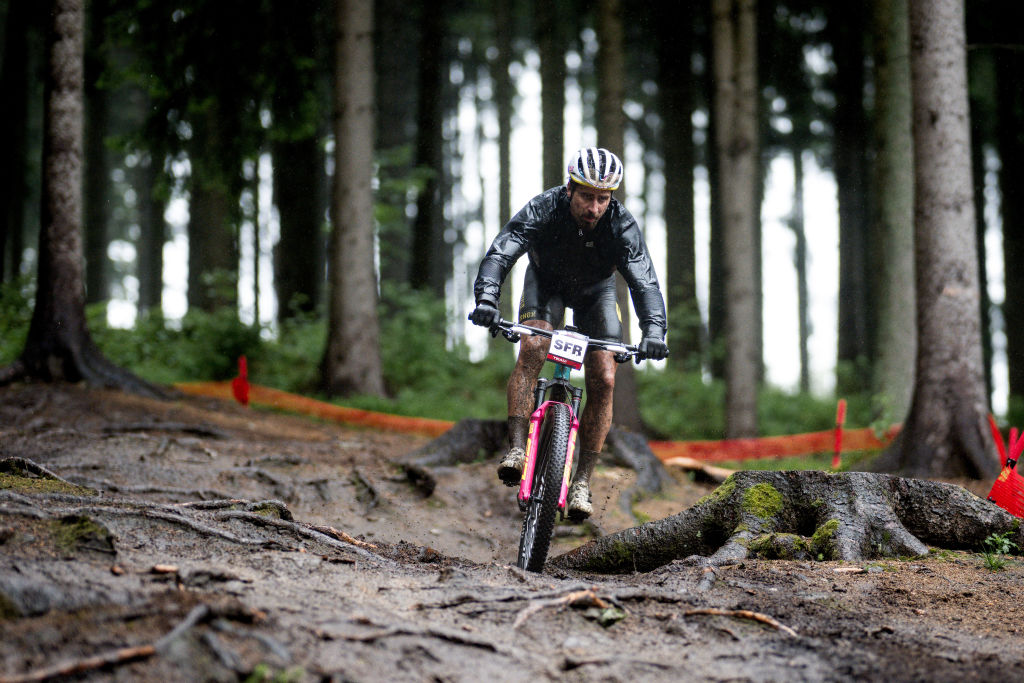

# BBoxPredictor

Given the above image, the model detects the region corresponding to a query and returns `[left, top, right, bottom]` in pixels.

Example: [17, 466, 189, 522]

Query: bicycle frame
[518, 365, 583, 511]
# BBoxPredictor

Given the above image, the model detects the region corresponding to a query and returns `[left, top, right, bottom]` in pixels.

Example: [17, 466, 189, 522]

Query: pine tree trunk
[712, 0, 759, 438]
[997, 44, 1024, 407]
[0, 0, 33, 283]
[536, 0, 566, 192]
[409, 1, 446, 295]
[83, 0, 110, 307]
[874, 0, 998, 480]
[1, 0, 165, 399]
[869, 0, 916, 423]
[323, 0, 386, 399]
[827, 3, 873, 395]
[655, 0, 702, 369]
[135, 154, 165, 313]
[790, 146, 810, 394]
[597, 0, 645, 433]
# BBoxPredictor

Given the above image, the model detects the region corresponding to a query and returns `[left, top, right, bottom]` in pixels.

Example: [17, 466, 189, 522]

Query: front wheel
[517, 402, 571, 572]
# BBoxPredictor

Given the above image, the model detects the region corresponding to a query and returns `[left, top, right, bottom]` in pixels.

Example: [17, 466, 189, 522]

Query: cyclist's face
[568, 184, 612, 230]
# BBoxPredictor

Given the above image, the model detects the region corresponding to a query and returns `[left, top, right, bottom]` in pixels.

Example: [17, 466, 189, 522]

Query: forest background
[1, 0, 1022, 462]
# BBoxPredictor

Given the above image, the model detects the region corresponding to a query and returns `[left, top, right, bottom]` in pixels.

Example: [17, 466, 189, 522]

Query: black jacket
[474, 185, 667, 339]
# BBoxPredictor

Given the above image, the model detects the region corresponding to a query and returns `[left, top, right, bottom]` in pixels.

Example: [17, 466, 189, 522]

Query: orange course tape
[175, 382, 898, 462]
[175, 381, 455, 438]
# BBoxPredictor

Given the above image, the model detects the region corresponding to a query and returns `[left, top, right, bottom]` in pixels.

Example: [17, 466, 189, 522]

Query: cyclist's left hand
[638, 337, 669, 361]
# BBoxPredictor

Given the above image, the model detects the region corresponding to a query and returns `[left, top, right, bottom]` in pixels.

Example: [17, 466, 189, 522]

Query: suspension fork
[520, 371, 584, 507]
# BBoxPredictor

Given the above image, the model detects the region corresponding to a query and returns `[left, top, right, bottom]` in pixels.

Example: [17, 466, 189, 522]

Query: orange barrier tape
[176, 381, 897, 461]
[175, 381, 455, 438]
[649, 425, 899, 464]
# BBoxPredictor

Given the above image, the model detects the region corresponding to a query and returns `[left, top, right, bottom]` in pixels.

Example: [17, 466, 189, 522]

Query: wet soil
[1, 383, 1023, 682]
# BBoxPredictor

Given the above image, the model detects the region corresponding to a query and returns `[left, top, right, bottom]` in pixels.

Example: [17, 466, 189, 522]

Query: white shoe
[567, 480, 592, 521]
[498, 447, 526, 487]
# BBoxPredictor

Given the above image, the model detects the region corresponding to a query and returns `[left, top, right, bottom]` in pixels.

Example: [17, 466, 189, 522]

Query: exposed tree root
[0, 345, 174, 401]
[512, 588, 609, 629]
[0, 602, 238, 683]
[552, 470, 1024, 573]
[684, 608, 798, 637]
[1, 460, 386, 565]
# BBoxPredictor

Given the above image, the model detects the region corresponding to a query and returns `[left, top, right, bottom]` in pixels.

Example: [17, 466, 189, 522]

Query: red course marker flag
[231, 355, 250, 407]
[832, 399, 847, 470]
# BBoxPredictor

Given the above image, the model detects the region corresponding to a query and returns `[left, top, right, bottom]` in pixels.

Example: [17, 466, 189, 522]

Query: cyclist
[469, 147, 668, 521]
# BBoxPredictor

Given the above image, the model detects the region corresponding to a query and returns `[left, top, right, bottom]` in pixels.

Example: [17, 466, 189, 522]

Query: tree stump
[552, 470, 1022, 573]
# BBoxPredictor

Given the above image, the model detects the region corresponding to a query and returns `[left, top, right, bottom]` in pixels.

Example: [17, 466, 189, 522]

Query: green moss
[0, 591, 20, 620]
[696, 474, 736, 506]
[740, 483, 783, 520]
[604, 538, 635, 568]
[51, 515, 113, 554]
[0, 472, 96, 497]
[749, 532, 810, 559]
[810, 518, 840, 560]
[249, 503, 285, 518]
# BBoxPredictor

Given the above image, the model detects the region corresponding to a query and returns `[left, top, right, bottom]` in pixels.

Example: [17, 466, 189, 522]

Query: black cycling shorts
[517, 265, 622, 341]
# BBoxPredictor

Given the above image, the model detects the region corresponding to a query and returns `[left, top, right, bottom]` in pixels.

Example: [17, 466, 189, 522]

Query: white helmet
[567, 147, 623, 191]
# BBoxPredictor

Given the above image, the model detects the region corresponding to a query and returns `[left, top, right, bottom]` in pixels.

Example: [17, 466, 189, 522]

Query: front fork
[517, 374, 583, 513]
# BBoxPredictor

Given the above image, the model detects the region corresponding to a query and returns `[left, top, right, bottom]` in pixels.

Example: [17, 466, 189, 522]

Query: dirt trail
[1, 384, 1023, 682]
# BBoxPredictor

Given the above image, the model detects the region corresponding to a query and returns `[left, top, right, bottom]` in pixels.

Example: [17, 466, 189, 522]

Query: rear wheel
[517, 402, 571, 572]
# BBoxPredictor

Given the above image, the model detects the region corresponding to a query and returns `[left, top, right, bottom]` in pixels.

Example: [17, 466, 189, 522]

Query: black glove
[638, 336, 669, 361]
[469, 301, 500, 328]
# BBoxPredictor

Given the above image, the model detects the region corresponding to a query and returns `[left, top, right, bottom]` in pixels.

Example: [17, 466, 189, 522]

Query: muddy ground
[1, 383, 1023, 682]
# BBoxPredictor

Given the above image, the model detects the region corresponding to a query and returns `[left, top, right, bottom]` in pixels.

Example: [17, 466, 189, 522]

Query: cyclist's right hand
[469, 301, 500, 327]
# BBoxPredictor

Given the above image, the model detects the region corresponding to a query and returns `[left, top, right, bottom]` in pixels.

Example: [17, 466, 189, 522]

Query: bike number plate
[546, 329, 589, 369]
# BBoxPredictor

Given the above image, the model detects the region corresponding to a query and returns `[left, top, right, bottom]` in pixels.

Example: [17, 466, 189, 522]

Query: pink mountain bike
[490, 319, 638, 572]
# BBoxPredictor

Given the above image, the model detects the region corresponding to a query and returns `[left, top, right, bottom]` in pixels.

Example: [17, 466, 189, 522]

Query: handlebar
[489, 318, 641, 364]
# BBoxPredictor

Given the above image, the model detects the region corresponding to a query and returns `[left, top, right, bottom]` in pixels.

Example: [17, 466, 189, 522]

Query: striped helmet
[567, 147, 623, 190]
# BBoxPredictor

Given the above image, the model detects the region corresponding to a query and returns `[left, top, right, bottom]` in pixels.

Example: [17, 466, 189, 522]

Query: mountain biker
[469, 147, 669, 522]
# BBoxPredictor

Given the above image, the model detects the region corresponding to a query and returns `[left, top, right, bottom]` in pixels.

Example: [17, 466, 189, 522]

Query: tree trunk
[536, 0, 566, 191]
[135, 153, 165, 313]
[0, 0, 166, 400]
[655, 0, 702, 370]
[712, 0, 759, 438]
[83, 0, 110, 307]
[596, 0, 645, 434]
[789, 145, 810, 394]
[869, 0, 916, 423]
[409, 0, 446, 295]
[270, 1, 326, 322]
[186, 100, 240, 312]
[493, 0, 515, 330]
[873, 0, 998, 480]
[272, 134, 325, 320]
[826, 3, 873, 395]
[552, 470, 1022, 573]
[0, 0, 35, 283]
[997, 44, 1024, 410]
[322, 0, 386, 399]
[374, 0, 419, 287]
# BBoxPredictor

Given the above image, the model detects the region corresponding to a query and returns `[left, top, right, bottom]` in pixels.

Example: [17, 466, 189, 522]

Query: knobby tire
[517, 401, 571, 572]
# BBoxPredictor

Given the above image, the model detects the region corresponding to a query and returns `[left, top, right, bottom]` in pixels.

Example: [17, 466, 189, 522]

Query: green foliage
[88, 305, 263, 384]
[757, 385, 841, 435]
[343, 283, 512, 420]
[636, 367, 725, 439]
[636, 365, 862, 441]
[980, 531, 1018, 571]
[0, 278, 32, 366]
